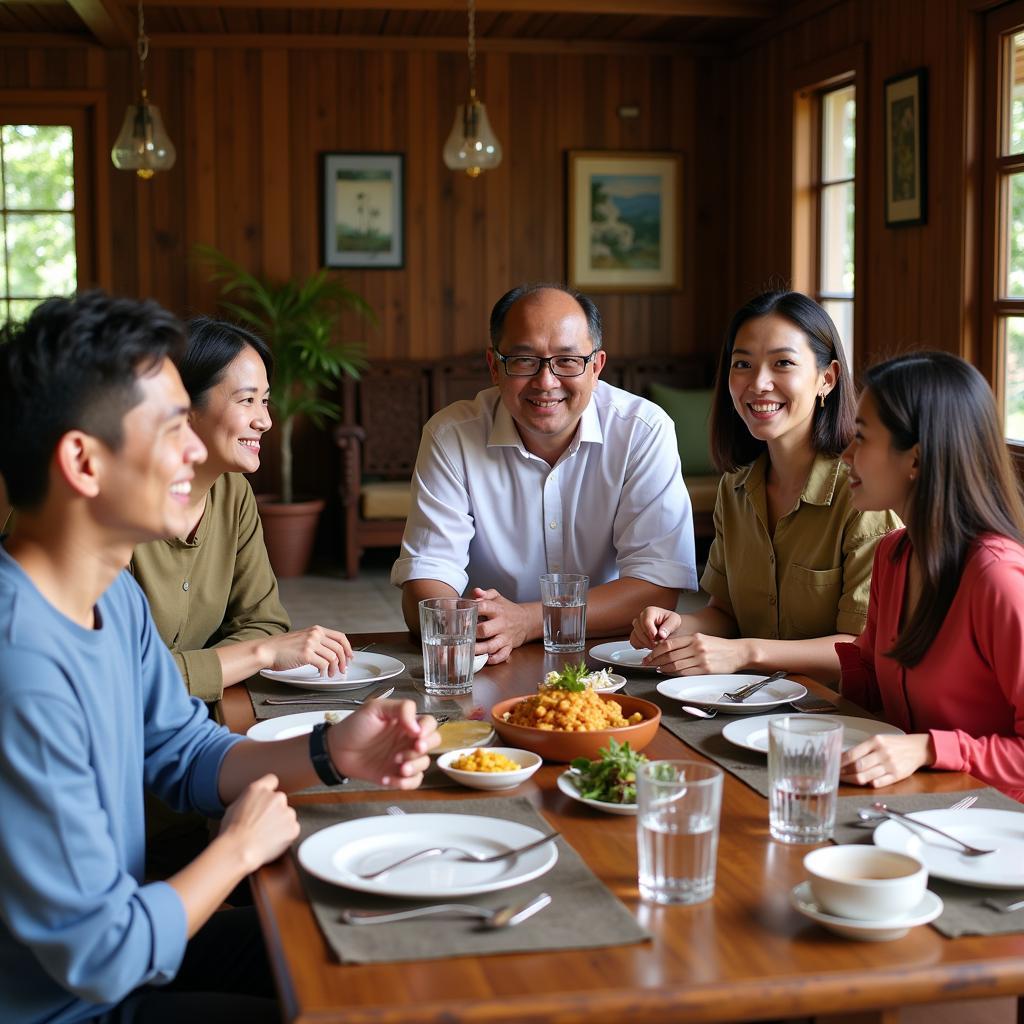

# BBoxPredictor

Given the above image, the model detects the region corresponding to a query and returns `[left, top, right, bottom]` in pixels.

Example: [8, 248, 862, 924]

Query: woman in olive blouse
[630, 292, 898, 682]
[131, 317, 352, 701]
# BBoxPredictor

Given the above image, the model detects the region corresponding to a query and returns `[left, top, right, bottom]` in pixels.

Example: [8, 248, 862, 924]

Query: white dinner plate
[246, 709, 353, 742]
[722, 714, 905, 754]
[655, 674, 807, 714]
[297, 812, 558, 899]
[260, 652, 406, 691]
[790, 881, 943, 941]
[588, 641, 659, 672]
[556, 770, 637, 816]
[873, 808, 1024, 889]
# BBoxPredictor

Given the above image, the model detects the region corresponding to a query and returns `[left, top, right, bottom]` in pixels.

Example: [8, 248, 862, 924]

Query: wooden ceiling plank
[65, 0, 134, 47]
[137, 0, 779, 18]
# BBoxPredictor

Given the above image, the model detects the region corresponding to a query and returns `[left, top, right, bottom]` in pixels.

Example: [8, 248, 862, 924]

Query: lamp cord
[136, 1, 149, 90]
[467, 0, 477, 96]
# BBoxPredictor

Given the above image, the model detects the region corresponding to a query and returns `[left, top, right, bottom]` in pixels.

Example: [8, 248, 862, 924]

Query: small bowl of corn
[436, 746, 542, 791]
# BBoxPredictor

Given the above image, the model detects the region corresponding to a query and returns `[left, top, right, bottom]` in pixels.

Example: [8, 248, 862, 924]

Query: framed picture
[321, 152, 404, 269]
[568, 151, 682, 292]
[884, 69, 927, 227]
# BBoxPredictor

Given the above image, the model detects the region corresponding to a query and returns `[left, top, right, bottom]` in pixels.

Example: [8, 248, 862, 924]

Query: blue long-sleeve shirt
[0, 547, 244, 1022]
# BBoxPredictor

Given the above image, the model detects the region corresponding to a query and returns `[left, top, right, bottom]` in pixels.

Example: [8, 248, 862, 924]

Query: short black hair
[0, 290, 185, 509]
[180, 316, 274, 407]
[709, 290, 855, 473]
[489, 284, 603, 351]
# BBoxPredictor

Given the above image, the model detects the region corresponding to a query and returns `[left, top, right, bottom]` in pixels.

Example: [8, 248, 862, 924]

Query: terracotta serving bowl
[490, 693, 661, 763]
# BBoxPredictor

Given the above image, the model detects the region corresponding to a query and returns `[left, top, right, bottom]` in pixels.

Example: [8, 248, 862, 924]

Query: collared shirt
[0, 546, 243, 1022]
[700, 451, 899, 640]
[131, 473, 290, 702]
[391, 381, 697, 602]
[838, 531, 1024, 802]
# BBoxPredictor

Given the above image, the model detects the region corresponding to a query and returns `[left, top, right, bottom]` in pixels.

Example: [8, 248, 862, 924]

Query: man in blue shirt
[0, 292, 439, 1023]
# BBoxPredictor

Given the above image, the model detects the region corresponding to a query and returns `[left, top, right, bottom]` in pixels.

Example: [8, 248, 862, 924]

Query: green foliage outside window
[0, 124, 77, 326]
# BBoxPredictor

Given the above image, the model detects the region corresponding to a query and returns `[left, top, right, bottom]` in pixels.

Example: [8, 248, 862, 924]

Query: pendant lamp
[111, 1, 176, 179]
[442, 0, 502, 177]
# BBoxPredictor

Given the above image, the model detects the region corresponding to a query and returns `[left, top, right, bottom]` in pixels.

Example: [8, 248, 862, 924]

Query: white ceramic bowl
[804, 845, 928, 922]
[436, 747, 542, 790]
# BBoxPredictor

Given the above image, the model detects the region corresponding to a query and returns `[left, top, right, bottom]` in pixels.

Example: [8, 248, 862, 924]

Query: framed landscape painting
[321, 152, 404, 269]
[884, 69, 927, 227]
[568, 151, 682, 292]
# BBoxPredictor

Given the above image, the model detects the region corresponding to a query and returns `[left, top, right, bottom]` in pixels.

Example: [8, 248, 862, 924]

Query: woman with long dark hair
[631, 291, 899, 681]
[131, 317, 352, 702]
[838, 352, 1024, 798]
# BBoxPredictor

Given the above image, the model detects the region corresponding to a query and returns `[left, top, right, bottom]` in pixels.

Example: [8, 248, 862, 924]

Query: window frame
[791, 45, 866, 374]
[0, 90, 111, 306]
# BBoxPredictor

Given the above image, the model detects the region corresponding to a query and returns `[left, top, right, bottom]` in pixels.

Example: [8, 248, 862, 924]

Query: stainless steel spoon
[341, 891, 552, 928]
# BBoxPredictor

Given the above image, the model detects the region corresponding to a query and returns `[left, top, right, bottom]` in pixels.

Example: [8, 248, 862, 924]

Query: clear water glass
[418, 598, 478, 696]
[768, 716, 843, 844]
[539, 573, 588, 653]
[636, 760, 723, 905]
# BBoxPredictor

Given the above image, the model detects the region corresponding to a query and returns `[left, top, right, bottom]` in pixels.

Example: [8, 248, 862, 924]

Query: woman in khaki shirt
[631, 291, 898, 682]
[131, 318, 353, 701]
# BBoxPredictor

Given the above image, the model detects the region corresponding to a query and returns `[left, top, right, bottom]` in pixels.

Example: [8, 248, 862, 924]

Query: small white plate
[874, 808, 1024, 889]
[586, 671, 627, 694]
[260, 652, 406, 691]
[791, 881, 943, 941]
[437, 747, 542, 790]
[722, 714, 906, 754]
[297, 812, 558, 899]
[655, 674, 807, 714]
[473, 652, 488, 673]
[246, 709, 353, 742]
[556, 769, 637, 816]
[588, 641, 659, 672]
[433, 720, 497, 754]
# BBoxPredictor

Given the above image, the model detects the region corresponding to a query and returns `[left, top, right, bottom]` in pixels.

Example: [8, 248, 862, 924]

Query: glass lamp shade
[443, 97, 502, 177]
[111, 96, 176, 179]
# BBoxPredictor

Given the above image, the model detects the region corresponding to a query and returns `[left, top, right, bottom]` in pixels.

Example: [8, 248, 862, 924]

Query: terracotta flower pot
[255, 495, 325, 578]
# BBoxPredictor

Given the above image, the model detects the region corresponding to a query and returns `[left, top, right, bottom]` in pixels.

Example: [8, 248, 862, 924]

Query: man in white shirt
[392, 284, 696, 663]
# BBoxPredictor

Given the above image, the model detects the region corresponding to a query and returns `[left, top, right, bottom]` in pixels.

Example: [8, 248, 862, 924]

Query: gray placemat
[833, 788, 1024, 938]
[293, 796, 650, 964]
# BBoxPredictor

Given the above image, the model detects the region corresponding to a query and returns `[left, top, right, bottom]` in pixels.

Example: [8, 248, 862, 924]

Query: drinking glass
[636, 760, 723, 905]
[539, 573, 588, 653]
[418, 598, 478, 696]
[768, 716, 843, 844]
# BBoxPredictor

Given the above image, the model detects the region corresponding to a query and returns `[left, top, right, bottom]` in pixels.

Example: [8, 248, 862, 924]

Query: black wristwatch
[309, 723, 349, 787]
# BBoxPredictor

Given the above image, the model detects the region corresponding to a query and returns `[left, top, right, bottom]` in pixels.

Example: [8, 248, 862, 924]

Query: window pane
[6, 298, 38, 324]
[1, 125, 74, 212]
[820, 181, 854, 296]
[822, 84, 855, 182]
[822, 299, 853, 366]
[1005, 171, 1024, 298]
[1006, 317, 1024, 442]
[5, 213, 76, 297]
[1010, 33, 1024, 155]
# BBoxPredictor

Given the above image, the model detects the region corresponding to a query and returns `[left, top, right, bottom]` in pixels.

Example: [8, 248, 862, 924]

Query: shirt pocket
[782, 564, 843, 639]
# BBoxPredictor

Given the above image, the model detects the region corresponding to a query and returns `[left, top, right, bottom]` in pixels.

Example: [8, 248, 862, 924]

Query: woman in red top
[838, 351, 1024, 799]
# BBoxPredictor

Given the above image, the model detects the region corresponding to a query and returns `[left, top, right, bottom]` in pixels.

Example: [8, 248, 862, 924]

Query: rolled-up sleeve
[835, 511, 901, 636]
[612, 412, 697, 590]
[391, 425, 475, 595]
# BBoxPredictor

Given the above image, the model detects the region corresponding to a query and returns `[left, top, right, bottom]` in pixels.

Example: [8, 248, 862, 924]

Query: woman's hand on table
[630, 606, 681, 650]
[640, 632, 751, 675]
[330, 699, 441, 789]
[219, 773, 299, 872]
[259, 625, 353, 675]
[840, 733, 936, 788]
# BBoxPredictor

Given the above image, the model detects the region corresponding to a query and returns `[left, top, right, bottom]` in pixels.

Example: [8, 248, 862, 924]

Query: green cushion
[648, 383, 716, 476]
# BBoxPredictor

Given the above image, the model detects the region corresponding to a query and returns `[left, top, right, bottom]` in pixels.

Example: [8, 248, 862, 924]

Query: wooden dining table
[220, 633, 1024, 1024]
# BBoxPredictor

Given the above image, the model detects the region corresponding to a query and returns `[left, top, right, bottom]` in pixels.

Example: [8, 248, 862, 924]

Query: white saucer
[587, 671, 627, 694]
[588, 641, 660, 672]
[790, 881, 943, 941]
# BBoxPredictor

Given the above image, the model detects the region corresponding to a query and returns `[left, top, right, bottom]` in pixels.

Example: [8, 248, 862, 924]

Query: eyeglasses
[492, 350, 598, 378]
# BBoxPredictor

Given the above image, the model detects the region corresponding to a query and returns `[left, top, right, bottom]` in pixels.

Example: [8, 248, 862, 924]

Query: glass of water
[636, 760, 723, 905]
[418, 598, 478, 696]
[539, 573, 588, 653]
[768, 716, 843, 844]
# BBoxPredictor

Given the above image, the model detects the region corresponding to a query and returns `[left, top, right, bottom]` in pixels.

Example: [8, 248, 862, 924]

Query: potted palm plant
[196, 244, 373, 576]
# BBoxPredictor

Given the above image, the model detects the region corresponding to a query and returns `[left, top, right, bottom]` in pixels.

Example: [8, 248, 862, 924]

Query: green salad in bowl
[568, 737, 648, 806]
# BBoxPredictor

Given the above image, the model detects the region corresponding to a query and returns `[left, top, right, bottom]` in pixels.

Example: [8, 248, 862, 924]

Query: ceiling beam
[137, 0, 778, 16]
[66, 0, 134, 48]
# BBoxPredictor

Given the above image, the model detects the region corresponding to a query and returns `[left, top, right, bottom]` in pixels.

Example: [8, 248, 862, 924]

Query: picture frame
[567, 151, 682, 292]
[321, 152, 404, 269]
[884, 69, 927, 227]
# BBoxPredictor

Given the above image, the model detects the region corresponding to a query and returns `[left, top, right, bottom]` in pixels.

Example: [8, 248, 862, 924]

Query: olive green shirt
[700, 452, 900, 640]
[130, 473, 290, 701]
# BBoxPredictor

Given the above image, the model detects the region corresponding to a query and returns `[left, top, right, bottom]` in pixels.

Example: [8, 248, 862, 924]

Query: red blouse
[837, 529, 1024, 802]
